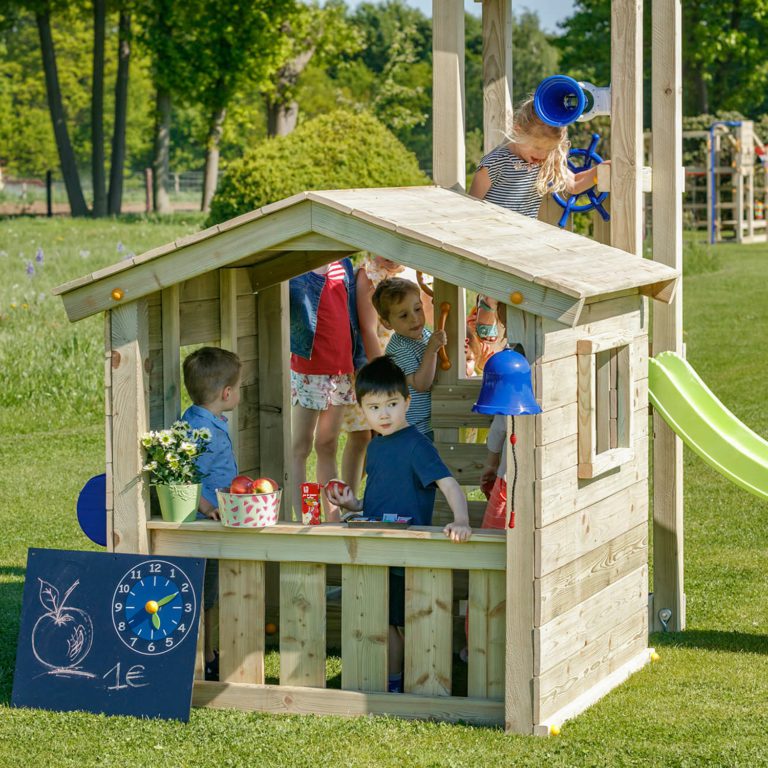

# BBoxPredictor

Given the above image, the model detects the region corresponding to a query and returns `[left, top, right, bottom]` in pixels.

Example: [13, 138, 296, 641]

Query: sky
[347, 1, 576, 34]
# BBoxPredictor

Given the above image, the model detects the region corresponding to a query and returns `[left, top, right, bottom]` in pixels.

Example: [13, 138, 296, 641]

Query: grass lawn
[1, 217, 768, 767]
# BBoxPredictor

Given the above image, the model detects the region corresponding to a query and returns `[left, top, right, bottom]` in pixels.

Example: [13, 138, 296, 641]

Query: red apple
[230, 474, 254, 494]
[251, 477, 277, 494]
[325, 479, 349, 497]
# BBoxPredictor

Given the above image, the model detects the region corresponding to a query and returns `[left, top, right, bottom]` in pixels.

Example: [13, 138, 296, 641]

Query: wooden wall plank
[404, 568, 453, 695]
[535, 565, 647, 675]
[434, 441, 487, 486]
[467, 569, 505, 699]
[220, 559, 265, 684]
[341, 565, 389, 692]
[193, 682, 503, 725]
[536, 523, 648, 625]
[110, 300, 150, 553]
[150, 524, 507, 571]
[536, 480, 648, 578]
[280, 562, 326, 687]
[534, 607, 647, 721]
[536, 434, 649, 527]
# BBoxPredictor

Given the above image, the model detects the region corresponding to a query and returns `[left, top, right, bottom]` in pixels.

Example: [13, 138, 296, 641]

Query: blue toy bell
[472, 349, 541, 416]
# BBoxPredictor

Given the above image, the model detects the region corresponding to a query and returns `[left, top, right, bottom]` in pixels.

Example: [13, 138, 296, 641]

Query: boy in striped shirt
[371, 277, 447, 440]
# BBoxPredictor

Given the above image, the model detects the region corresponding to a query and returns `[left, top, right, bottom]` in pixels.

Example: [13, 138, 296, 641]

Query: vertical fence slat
[341, 564, 388, 692]
[220, 559, 265, 684]
[468, 570, 505, 699]
[280, 562, 326, 687]
[404, 568, 452, 696]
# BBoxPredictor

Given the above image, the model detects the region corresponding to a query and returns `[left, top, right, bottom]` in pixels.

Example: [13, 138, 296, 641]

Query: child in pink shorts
[290, 259, 366, 520]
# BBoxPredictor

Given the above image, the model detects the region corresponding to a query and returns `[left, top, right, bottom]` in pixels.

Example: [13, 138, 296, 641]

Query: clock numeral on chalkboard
[149, 563, 161, 573]
[113, 602, 122, 611]
[184, 603, 193, 613]
[181, 583, 189, 592]
[165, 637, 174, 648]
[117, 584, 129, 593]
[130, 570, 141, 580]
[118, 621, 126, 631]
[103, 662, 149, 690]
[147, 643, 155, 652]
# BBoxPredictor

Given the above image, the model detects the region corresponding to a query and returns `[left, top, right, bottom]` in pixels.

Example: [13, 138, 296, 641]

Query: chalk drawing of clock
[111, 559, 197, 656]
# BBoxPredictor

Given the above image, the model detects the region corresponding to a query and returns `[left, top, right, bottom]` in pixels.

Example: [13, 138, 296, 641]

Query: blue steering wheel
[552, 133, 610, 228]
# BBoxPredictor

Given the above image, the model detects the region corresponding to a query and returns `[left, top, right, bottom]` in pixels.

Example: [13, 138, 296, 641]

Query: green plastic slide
[649, 351, 768, 500]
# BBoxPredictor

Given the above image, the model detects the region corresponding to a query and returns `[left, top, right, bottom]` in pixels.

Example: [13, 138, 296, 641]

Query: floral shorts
[342, 403, 369, 433]
[290, 371, 356, 411]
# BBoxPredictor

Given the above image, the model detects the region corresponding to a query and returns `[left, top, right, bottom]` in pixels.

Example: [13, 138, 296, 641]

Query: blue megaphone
[533, 75, 611, 127]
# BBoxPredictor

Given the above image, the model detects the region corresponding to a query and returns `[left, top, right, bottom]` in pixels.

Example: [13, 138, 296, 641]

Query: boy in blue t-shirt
[372, 277, 447, 438]
[327, 355, 471, 692]
[181, 346, 242, 682]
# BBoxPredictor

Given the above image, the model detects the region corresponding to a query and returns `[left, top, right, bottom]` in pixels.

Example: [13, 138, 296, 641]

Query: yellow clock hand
[156, 591, 179, 608]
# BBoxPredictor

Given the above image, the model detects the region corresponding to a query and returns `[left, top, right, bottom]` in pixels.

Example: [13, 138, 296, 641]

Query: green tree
[262, 0, 362, 137]
[34, 0, 89, 215]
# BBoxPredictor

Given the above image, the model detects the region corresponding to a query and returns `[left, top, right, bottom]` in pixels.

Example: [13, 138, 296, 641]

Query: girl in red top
[290, 259, 365, 520]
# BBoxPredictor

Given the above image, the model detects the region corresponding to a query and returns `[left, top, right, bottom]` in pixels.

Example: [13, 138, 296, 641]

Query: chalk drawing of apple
[31, 578, 94, 671]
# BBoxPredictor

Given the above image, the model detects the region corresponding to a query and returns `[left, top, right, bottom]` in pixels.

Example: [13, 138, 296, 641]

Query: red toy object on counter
[301, 482, 322, 525]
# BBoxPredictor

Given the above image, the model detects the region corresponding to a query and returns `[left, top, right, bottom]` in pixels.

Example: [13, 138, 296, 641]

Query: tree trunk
[91, 0, 107, 217]
[35, 7, 89, 217]
[264, 48, 315, 137]
[153, 87, 172, 214]
[266, 99, 299, 137]
[201, 106, 226, 213]
[108, 9, 131, 215]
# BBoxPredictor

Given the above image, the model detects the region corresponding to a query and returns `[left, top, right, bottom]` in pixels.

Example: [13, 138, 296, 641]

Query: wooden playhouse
[54, 185, 677, 733]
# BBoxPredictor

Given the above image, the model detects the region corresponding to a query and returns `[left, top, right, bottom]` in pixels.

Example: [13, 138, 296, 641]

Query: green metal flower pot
[156, 483, 201, 523]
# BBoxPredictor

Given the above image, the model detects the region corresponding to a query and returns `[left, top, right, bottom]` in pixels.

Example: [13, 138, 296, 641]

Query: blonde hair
[504, 98, 570, 196]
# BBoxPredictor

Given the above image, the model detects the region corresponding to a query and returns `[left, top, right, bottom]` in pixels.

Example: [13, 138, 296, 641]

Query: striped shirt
[478, 145, 542, 218]
[386, 329, 433, 436]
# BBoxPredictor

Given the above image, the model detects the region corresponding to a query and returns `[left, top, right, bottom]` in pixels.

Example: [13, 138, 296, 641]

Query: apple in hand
[325, 479, 349, 497]
[230, 474, 254, 494]
[251, 477, 277, 494]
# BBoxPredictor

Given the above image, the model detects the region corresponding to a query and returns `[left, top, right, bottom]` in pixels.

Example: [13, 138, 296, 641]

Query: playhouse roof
[54, 186, 677, 327]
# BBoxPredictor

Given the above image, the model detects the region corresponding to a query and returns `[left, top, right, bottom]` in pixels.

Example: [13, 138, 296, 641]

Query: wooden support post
[108, 300, 151, 553]
[257, 281, 292, 517]
[610, 0, 644, 256]
[219, 269, 240, 460]
[432, 0, 465, 190]
[46, 170, 53, 217]
[481, 0, 513, 154]
[504, 317, 538, 734]
[161, 285, 180, 426]
[651, 0, 685, 633]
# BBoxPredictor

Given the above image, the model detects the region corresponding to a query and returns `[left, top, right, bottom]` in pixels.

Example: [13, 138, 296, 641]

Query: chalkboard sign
[12, 548, 205, 722]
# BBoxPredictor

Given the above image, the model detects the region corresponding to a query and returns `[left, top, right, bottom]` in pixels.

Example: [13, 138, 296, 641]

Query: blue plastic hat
[533, 75, 586, 127]
[472, 349, 541, 416]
